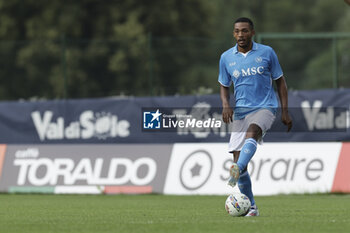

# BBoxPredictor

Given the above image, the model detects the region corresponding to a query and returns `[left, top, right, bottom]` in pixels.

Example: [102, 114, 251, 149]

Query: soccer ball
[225, 193, 251, 217]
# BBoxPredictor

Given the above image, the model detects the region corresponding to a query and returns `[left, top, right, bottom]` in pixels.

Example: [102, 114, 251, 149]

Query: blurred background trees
[0, 0, 349, 100]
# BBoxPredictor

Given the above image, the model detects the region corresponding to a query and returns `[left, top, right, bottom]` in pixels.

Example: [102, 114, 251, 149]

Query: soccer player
[218, 17, 292, 217]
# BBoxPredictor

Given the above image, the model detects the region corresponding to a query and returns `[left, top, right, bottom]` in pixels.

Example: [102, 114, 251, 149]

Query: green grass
[0, 194, 349, 233]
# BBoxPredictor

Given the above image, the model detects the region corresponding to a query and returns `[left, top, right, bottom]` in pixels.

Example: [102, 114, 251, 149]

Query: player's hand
[222, 107, 233, 124]
[281, 110, 292, 132]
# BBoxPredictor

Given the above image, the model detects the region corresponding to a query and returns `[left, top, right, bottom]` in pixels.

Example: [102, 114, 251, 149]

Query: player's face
[233, 22, 255, 50]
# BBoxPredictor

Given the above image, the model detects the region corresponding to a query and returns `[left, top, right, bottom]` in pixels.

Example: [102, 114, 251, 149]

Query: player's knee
[245, 124, 262, 140]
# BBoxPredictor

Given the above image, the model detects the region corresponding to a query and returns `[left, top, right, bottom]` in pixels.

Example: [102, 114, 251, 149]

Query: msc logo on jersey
[232, 66, 264, 79]
[143, 109, 162, 129]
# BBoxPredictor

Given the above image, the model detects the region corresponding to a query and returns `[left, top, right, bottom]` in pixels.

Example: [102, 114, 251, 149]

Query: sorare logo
[143, 109, 162, 129]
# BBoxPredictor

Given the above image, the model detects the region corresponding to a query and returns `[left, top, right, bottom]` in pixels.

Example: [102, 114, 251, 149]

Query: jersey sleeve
[269, 48, 283, 80]
[218, 55, 232, 87]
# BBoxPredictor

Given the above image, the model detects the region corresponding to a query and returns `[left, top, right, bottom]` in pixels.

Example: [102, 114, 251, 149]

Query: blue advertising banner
[0, 89, 349, 143]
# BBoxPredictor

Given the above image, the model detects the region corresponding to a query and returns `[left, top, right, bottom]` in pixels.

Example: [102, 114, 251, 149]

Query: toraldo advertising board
[0, 143, 349, 195]
[0, 144, 172, 194]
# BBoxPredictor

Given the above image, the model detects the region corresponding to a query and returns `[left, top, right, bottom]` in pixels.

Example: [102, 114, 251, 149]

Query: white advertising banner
[164, 142, 342, 195]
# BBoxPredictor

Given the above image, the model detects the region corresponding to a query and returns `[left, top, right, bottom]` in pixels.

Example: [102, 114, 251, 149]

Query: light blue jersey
[218, 42, 283, 119]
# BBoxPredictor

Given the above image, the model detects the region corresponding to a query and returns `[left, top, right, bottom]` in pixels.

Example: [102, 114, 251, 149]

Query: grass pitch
[0, 194, 349, 233]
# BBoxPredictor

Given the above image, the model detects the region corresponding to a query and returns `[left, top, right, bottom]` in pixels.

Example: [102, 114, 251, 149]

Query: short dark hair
[234, 17, 254, 29]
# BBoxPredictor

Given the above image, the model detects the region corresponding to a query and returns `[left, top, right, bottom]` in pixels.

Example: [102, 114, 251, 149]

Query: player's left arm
[275, 76, 292, 132]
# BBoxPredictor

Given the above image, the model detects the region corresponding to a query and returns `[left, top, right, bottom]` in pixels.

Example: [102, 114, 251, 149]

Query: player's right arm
[220, 85, 233, 123]
[218, 54, 233, 124]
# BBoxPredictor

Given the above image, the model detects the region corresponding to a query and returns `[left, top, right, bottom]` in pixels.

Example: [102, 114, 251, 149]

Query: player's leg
[233, 151, 257, 206]
[236, 109, 276, 217]
[227, 118, 246, 187]
[228, 110, 275, 217]
[228, 124, 261, 187]
[232, 151, 258, 216]
[238, 167, 259, 217]
[236, 108, 275, 173]
[236, 123, 261, 172]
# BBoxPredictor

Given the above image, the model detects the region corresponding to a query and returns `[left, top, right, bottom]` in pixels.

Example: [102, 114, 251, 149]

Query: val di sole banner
[0, 89, 349, 144]
[0, 143, 349, 195]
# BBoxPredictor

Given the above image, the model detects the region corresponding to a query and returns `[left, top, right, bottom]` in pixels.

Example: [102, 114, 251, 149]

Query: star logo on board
[190, 163, 202, 177]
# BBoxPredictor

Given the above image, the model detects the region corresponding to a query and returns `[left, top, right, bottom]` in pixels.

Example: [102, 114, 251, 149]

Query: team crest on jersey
[255, 56, 262, 63]
[233, 69, 240, 78]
